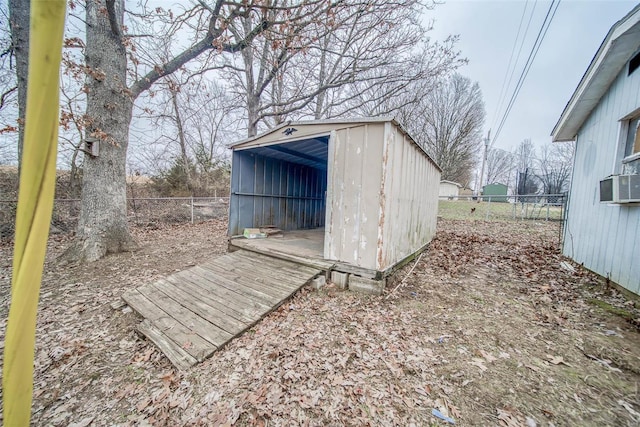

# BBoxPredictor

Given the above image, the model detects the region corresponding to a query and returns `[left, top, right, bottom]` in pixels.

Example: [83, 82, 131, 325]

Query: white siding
[566, 66, 640, 294]
[439, 182, 460, 198]
[377, 123, 440, 271]
[325, 124, 384, 269]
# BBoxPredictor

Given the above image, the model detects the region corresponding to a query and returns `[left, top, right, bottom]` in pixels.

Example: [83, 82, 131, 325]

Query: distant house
[439, 180, 462, 199]
[482, 183, 508, 202]
[552, 5, 640, 295]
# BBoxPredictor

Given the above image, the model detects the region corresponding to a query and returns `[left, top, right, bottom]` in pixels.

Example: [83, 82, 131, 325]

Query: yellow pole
[3, 1, 66, 425]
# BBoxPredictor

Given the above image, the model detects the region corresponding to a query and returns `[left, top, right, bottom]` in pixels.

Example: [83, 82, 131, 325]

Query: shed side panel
[378, 123, 440, 270]
[326, 124, 383, 269]
[565, 66, 640, 294]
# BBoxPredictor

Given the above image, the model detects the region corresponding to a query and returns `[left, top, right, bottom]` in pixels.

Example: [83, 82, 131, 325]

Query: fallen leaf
[480, 349, 497, 363]
[136, 398, 151, 412]
[547, 355, 564, 365]
[618, 400, 640, 420]
[470, 358, 487, 371]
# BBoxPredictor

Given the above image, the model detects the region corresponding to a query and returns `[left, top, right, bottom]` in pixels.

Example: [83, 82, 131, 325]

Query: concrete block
[331, 271, 349, 290]
[349, 276, 386, 295]
[310, 275, 326, 290]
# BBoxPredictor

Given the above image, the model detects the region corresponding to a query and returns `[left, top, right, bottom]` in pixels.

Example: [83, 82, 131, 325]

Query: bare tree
[6, 0, 28, 166]
[535, 142, 574, 194]
[485, 147, 514, 186]
[63, 0, 350, 262]
[404, 73, 485, 186]
[220, 0, 463, 136]
[514, 139, 538, 195]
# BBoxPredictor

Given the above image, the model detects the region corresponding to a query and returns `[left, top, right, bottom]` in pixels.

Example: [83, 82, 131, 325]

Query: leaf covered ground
[1, 217, 639, 426]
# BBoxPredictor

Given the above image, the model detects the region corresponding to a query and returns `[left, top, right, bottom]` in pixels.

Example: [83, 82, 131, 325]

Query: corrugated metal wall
[565, 66, 640, 294]
[324, 124, 384, 268]
[228, 150, 327, 236]
[377, 122, 440, 271]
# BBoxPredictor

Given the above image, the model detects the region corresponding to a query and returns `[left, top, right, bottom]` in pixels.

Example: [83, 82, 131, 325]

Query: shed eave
[551, 4, 640, 142]
[227, 116, 396, 149]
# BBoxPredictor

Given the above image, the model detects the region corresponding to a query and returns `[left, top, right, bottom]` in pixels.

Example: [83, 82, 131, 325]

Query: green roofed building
[482, 183, 508, 202]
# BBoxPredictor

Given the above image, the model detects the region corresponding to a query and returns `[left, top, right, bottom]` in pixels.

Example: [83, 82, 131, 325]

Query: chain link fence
[0, 197, 230, 238]
[438, 194, 567, 243]
[438, 194, 566, 222]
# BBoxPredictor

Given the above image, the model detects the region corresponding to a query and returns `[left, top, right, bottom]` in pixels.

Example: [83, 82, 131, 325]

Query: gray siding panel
[378, 123, 440, 271]
[566, 66, 640, 294]
[326, 124, 383, 269]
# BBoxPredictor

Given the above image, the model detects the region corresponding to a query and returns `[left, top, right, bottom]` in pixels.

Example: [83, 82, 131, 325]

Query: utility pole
[477, 129, 491, 198]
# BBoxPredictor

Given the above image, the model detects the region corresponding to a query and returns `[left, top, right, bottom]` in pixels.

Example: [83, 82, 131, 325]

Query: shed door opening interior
[229, 135, 329, 237]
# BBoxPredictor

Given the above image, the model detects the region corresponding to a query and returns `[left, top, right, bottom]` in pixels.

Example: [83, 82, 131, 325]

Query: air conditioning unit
[600, 175, 640, 203]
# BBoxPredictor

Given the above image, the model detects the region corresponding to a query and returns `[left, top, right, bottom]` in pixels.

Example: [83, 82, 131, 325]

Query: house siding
[565, 65, 640, 294]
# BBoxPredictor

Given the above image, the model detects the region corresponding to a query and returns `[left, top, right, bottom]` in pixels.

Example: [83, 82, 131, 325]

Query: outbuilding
[439, 180, 462, 200]
[482, 183, 509, 203]
[227, 117, 441, 293]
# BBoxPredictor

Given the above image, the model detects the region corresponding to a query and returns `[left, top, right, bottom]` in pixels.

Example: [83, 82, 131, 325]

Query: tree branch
[130, 17, 269, 100]
[105, 0, 125, 43]
[0, 86, 17, 110]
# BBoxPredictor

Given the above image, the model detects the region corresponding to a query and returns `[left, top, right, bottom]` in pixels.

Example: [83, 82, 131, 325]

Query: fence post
[190, 197, 194, 224]
[485, 196, 491, 220]
[546, 202, 550, 221]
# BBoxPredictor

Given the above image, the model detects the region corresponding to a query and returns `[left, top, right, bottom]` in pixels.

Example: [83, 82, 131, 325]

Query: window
[624, 116, 640, 158]
[629, 51, 640, 76]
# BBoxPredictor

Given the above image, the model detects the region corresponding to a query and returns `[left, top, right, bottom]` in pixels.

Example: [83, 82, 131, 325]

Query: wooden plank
[187, 266, 288, 306]
[199, 256, 297, 294]
[233, 249, 322, 273]
[229, 242, 334, 270]
[205, 255, 307, 290]
[170, 269, 274, 316]
[198, 261, 295, 297]
[137, 320, 197, 371]
[231, 250, 321, 277]
[154, 278, 251, 335]
[188, 264, 287, 303]
[123, 289, 215, 362]
[210, 257, 314, 292]
[163, 272, 263, 323]
[138, 283, 233, 349]
[184, 264, 282, 304]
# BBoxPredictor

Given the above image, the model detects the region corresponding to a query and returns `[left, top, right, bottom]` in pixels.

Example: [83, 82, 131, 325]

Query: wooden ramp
[122, 250, 322, 370]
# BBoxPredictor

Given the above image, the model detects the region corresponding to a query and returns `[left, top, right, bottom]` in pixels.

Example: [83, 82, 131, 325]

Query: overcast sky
[427, 0, 638, 152]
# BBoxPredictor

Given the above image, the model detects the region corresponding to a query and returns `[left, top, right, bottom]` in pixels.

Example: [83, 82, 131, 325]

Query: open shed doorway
[228, 134, 330, 264]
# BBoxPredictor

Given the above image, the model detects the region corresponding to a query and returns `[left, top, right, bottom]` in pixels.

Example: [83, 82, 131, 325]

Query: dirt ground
[0, 218, 639, 426]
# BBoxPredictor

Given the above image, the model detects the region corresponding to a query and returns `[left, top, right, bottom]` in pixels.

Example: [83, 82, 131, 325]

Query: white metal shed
[227, 117, 441, 283]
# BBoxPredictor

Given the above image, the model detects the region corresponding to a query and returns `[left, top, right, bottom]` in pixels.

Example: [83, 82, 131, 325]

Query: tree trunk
[65, 0, 137, 262]
[170, 87, 193, 193]
[8, 0, 29, 170]
[247, 93, 259, 137]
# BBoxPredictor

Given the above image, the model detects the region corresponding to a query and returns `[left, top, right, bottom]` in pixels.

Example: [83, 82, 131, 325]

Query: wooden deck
[229, 228, 335, 270]
[122, 249, 322, 370]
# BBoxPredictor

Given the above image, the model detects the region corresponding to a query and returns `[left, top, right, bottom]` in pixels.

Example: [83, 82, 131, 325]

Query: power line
[492, 0, 561, 146]
[491, 1, 537, 130]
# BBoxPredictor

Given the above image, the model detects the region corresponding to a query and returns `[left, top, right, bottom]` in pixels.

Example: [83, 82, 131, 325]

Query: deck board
[122, 249, 321, 369]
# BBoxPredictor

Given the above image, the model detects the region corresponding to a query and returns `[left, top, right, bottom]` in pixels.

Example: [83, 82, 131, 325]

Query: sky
[427, 0, 638, 152]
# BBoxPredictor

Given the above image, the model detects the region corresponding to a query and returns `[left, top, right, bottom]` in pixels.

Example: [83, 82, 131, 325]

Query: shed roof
[551, 4, 640, 142]
[440, 180, 462, 187]
[229, 116, 442, 172]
